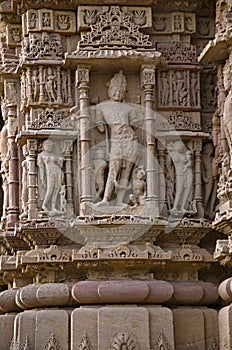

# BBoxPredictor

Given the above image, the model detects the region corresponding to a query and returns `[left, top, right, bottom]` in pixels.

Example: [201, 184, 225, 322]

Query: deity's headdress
[108, 70, 127, 91]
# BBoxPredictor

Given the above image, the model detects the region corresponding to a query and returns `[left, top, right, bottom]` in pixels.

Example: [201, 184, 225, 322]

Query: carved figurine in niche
[95, 71, 139, 207]
[202, 143, 217, 219]
[222, 60, 232, 167]
[190, 72, 198, 106]
[168, 141, 193, 216]
[173, 71, 187, 106]
[32, 69, 39, 103]
[45, 68, 56, 102]
[37, 139, 66, 215]
[129, 167, 146, 207]
[20, 145, 29, 220]
[165, 154, 175, 210]
[92, 148, 108, 203]
[160, 71, 169, 106]
[57, 14, 70, 30]
[0, 102, 9, 226]
[29, 12, 37, 29]
[43, 12, 51, 27]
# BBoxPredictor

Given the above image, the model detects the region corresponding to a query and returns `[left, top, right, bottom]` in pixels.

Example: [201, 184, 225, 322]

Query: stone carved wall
[0, 1, 227, 350]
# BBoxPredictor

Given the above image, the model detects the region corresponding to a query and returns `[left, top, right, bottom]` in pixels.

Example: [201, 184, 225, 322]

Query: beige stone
[98, 306, 150, 349]
[173, 308, 205, 350]
[147, 306, 174, 350]
[71, 307, 98, 350]
[0, 314, 17, 350]
[35, 309, 69, 350]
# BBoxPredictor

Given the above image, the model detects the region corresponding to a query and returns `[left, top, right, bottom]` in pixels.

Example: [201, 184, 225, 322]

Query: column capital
[76, 65, 91, 85]
[140, 65, 156, 88]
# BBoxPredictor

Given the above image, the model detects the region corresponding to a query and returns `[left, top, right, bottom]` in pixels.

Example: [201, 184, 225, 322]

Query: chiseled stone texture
[71, 307, 98, 350]
[203, 309, 219, 350]
[173, 308, 205, 350]
[0, 313, 17, 350]
[98, 306, 150, 349]
[219, 305, 232, 350]
[35, 309, 69, 349]
[17, 310, 36, 349]
[147, 306, 174, 350]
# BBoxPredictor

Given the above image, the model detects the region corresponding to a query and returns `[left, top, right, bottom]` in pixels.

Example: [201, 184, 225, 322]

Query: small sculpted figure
[20, 145, 29, 220]
[37, 139, 65, 215]
[202, 143, 217, 219]
[129, 167, 146, 207]
[93, 148, 108, 203]
[168, 141, 193, 216]
[45, 68, 56, 102]
[166, 154, 175, 210]
[222, 59, 232, 167]
[96, 71, 139, 207]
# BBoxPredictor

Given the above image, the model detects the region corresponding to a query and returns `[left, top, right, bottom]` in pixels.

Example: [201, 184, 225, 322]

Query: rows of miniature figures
[0, 134, 217, 224]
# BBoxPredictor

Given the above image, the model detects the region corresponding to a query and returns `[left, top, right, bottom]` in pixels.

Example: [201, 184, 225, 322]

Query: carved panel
[154, 331, 172, 350]
[152, 12, 196, 34]
[21, 32, 63, 60]
[23, 9, 76, 34]
[158, 70, 200, 109]
[27, 108, 73, 130]
[78, 332, 92, 350]
[158, 111, 201, 131]
[21, 67, 73, 107]
[79, 6, 152, 48]
[6, 24, 22, 46]
[77, 5, 152, 31]
[196, 17, 215, 37]
[156, 42, 197, 64]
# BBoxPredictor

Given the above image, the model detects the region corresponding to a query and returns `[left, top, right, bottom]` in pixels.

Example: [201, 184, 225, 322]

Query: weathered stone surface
[0, 289, 21, 312]
[173, 308, 205, 350]
[98, 306, 150, 349]
[147, 306, 174, 350]
[35, 309, 69, 350]
[0, 313, 17, 350]
[71, 307, 98, 350]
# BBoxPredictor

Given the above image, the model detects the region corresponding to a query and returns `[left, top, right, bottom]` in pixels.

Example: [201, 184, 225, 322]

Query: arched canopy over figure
[95, 71, 140, 207]
[37, 139, 65, 215]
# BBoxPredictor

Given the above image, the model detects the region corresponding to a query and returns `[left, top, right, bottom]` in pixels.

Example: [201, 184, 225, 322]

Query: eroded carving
[154, 331, 172, 350]
[110, 332, 139, 350]
[78, 332, 92, 350]
[43, 334, 60, 350]
[95, 71, 139, 208]
[37, 140, 66, 216]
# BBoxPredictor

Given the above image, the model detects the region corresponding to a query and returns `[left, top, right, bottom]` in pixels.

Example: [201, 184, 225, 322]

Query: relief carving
[95, 71, 140, 208]
[20, 145, 29, 220]
[158, 70, 200, 108]
[79, 6, 151, 48]
[167, 141, 193, 217]
[110, 332, 139, 350]
[37, 140, 66, 216]
[78, 332, 92, 350]
[157, 42, 197, 64]
[154, 331, 172, 350]
[43, 334, 60, 350]
[28, 108, 73, 130]
[21, 32, 62, 60]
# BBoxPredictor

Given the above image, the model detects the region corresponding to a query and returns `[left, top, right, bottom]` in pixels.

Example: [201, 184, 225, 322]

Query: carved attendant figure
[168, 141, 193, 216]
[37, 139, 65, 214]
[129, 167, 146, 207]
[96, 71, 139, 207]
[222, 60, 232, 167]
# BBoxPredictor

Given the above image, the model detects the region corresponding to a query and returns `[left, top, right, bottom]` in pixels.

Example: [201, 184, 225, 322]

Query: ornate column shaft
[7, 106, 19, 227]
[141, 65, 158, 217]
[76, 65, 92, 215]
[27, 139, 38, 219]
[194, 140, 204, 218]
[157, 141, 167, 217]
[63, 140, 74, 215]
[56, 66, 62, 104]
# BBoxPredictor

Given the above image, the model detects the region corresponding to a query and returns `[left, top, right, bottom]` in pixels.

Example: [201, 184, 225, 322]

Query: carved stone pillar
[39, 66, 45, 103]
[76, 65, 92, 215]
[7, 106, 19, 227]
[56, 66, 62, 104]
[63, 140, 74, 215]
[27, 139, 38, 220]
[141, 65, 158, 217]
[194, 140, 204, 218]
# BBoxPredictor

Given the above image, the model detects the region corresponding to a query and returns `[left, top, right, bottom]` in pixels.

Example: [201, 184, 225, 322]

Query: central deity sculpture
[95, 71, 140, 207]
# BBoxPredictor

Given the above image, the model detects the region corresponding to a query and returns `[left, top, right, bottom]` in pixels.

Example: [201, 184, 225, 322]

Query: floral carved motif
[157, 42, 197, 63]
[79, 6, 151, 48]
[110, 332, 139, 350]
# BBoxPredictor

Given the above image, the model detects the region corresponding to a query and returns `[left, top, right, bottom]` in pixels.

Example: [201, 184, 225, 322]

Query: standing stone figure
[20, 145, 29, 220]
[222, 60, 232, 167]
[202, 143, 217, 219]
[37, 139, 65, 215]
[129, 166, 146, 207]
[168, 141, 193, 216]
[96, 71, 139, 207]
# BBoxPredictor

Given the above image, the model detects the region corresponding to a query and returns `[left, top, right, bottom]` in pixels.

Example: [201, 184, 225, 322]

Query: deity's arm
[128, 105, 140, 130]
[95, 107, 105, 133]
